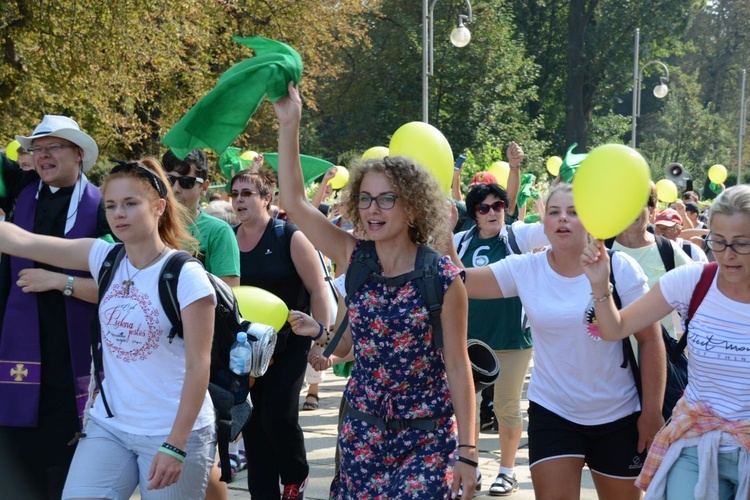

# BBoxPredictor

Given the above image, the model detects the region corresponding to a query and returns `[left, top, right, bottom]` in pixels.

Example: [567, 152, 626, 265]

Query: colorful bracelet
[312, 322, 325, 341]
[315, 328, 332, 348]
[591, 283, 614, 302]
[456, 456, 478, 468]
[159, 442, 186, 462]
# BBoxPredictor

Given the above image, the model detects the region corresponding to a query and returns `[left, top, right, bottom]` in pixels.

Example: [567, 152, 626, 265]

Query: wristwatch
[63, 276, 75, 297]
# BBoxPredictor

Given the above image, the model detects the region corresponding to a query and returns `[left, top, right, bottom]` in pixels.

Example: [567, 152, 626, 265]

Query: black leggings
[243, 332, 309, 498]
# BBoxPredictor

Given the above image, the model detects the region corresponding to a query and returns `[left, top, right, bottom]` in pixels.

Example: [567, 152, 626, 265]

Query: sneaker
[282, 477, 308, 500]
[489, 472, 519, 496]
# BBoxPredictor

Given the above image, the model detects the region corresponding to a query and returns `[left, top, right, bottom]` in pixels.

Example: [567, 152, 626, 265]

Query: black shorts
[527, 401, 646, 478]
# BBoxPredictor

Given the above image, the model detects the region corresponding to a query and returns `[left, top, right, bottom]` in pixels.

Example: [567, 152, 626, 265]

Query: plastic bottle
[229, 331, 253, 376]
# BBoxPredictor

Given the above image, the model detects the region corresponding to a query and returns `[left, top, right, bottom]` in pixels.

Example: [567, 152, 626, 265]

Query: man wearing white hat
[0, 115, 110, 499]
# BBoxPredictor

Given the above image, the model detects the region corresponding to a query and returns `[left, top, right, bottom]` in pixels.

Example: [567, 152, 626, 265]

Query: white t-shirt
[660, 264, 750, 421]
[490, 250, 648, 425]
[88, 239, 216, 435]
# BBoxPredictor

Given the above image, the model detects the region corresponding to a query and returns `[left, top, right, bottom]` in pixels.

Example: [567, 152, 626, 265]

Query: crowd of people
[0, 79, 747, 500]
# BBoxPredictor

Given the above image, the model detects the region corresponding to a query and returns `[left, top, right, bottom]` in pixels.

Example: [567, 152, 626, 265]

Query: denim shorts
[62, 418, 215, 500]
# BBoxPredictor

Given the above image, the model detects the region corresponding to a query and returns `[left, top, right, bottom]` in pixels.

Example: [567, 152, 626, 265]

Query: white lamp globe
[653, 83, 669, 99]
[450, 25, 471, 48]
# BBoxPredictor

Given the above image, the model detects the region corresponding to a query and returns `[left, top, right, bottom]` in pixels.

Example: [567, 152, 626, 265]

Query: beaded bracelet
[312, 322, 325, 341]
[591, 283, 614, 302]
[456, 456, 478, 468]
[315, 328, 332, 348]
[159, 442, 186, 462]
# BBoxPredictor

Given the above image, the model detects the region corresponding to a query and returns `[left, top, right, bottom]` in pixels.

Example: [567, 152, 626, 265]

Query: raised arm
[274, 82, 356, 272]
[505, 142, 524, 215]
[0, 221, 93, 271]
[311, 167, 337, 208]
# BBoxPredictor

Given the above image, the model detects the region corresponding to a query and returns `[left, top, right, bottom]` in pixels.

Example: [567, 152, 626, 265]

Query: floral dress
[331, 242, 462, 499]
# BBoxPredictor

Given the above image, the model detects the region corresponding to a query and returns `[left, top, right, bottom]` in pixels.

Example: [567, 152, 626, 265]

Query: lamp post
[739, 69, 747, 184]
[422, 0, 473, 123]
[631, 28, 670, 149]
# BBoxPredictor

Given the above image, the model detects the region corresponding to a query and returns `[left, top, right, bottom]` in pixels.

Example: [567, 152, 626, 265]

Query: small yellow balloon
[5, 140, 21, 162]
[239, 150, 259, 161]
[546, 156, 563, 176]
[329, 166, 349, 190]
[655, 179, 678, 203]
[487, 161, 510, 188]
[361, 146, 389, 161]
[572, 144, 651, 240]
[389, 122, 454, 194]
[708, 164, 727, 184]
[232, 286, 289, 332]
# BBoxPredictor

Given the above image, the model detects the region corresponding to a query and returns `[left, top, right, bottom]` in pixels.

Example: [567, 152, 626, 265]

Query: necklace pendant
[122, 279, 133, 295]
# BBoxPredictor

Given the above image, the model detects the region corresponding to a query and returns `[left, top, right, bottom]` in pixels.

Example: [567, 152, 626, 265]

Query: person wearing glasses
[0, 115, 111, 499]
[452, 182, 548, 496]
[581, 184, 750, 499]
[0, 158, 217, 499]
[273, 83, 477, 499]
[228, 166, 329, 499]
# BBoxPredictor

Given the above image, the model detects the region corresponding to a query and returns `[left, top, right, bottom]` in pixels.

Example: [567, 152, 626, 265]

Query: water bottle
[229, 332, 253, 376]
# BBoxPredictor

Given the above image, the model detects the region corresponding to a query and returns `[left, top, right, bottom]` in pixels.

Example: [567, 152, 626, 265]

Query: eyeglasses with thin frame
[167, 175, 204, 190]
[353, 193, 398, 210]
[229, 189, 259, 200]
[27, 143, 75, 155]
[705, 238, 750, 255]
[476, 200, 505, 215]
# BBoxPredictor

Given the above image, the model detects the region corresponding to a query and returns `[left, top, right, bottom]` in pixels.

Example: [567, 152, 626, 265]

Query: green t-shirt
[191, 211, 240, 278]
[460, 233, 532, 350]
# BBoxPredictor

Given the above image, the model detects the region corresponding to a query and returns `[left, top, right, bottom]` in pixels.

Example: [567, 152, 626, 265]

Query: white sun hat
[16, 115, 98, 171]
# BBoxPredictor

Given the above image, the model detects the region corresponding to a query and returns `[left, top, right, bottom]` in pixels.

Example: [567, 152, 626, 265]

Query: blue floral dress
[331, 242, 462, 499]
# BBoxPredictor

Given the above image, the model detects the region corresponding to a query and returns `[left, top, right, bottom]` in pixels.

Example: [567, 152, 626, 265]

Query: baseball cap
[469, 171, 498, 186]
[655, 208, 682, 227]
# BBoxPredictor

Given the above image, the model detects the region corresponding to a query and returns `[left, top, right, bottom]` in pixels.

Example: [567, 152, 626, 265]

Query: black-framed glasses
[28, 143, 74, 155]
[228, 189, 259, 200]
[705, 238, 750, 255]
[167, 175, 204, 190]
[476, 201, 505, 215]
[353, 193, 398, 210]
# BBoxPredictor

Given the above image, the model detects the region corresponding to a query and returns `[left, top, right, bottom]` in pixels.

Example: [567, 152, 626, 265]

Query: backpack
[323, 240, 444, 357]
[455, 224, 522, 257]
[92, 243, 252, 482]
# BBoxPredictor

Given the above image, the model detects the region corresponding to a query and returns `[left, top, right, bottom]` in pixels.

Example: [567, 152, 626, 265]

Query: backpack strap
[506, 224, 521, 255]
[412, 246, 444, 348]
[655, 234, 676, 272]
[158, 251, 193, 343]
[455, 226, 477, 257]
[604, 237, 616, 249]
[676, 262, 718, 356]
[682, 241, 693, 260]
[91, 243, 127, 418]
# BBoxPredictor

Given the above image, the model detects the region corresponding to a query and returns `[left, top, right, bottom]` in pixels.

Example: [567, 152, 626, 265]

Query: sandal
[489, 472, 519, 496]
[302, 393, 319, 411]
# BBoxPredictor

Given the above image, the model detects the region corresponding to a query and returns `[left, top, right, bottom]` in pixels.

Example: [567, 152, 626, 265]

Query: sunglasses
[228, 190, 259, 200]
[167, 175, 204, 190]
[475, 201, 505, 215]
[353, 193, 398, 210]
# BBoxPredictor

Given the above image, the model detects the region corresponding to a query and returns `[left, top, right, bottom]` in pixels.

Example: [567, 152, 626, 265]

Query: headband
[110, 159, 168, 199]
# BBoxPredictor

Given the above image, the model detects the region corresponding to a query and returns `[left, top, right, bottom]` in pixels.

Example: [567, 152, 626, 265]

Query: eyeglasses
[167, 175, 204, 190]
[476, 201, 505, 215]
[705, 238, 750, 255]
[228, 189, 259, 200]
[353, 193, 398, 210]
[28, 143, 75, 155]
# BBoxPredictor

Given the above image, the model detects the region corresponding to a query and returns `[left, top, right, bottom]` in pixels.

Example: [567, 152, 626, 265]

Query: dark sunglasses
[167, 175, 204, 190]
[110, 159, 168, 199]
[475, 201, 505, 215]
[228, 189, 259, 200]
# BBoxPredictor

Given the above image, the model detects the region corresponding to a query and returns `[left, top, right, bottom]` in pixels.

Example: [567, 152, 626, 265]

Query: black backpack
[92, 243, 251, 482]
[323, 240, 444, 356]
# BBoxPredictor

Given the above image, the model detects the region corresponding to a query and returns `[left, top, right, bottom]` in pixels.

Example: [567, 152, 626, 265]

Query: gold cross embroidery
[10, 363, 28, 382]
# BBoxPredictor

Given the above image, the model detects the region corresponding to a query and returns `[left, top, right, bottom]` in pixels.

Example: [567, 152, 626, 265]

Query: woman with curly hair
[274, 82, 476, 499]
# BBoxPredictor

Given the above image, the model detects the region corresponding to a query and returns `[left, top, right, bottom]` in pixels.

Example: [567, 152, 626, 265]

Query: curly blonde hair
[340, 156, 450, 246]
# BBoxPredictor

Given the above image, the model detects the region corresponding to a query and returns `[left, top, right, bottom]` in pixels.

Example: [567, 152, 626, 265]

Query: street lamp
[631, 28, 670, 149]
[738, 69, 747, 184]
[422, 0, 473, 123]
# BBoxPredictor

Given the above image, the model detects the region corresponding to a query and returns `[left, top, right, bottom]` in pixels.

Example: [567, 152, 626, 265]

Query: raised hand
[580, 239, 611, 287]
[272, 81, 302, 127]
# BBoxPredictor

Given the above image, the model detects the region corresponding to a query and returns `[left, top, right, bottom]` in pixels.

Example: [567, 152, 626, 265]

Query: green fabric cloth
[262, 153, 333, 187]
[559, 143, 588, 183]
[516, 173, 538, 207]
[192, 211, 240, 278]
[162, 37, 303, 159]
[333, 360, 354, 378]
[219, 147, 252, 182]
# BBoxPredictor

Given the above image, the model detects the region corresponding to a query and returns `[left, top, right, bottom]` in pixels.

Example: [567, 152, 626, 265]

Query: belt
[348, 407, 449, 431]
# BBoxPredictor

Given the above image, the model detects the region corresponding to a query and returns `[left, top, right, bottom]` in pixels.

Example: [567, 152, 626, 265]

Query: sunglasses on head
[167, 175, 204, 190]
[475, 201, 505, 215]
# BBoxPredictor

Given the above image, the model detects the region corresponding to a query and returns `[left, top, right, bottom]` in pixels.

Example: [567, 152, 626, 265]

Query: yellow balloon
[546, 156, 563, 176]
[5, 140, 21, 162]
[232, 286, 289, 332]
[655, 179, 678, 203]
[708, 164, 727, 184]
[389, 122, 453, 194]
[360, 146, 389, 161]
[572, 144, 651, 240]
[487, 161, 510, 188]
[239, 150, 259, 161]
[329, 166, 349, 190]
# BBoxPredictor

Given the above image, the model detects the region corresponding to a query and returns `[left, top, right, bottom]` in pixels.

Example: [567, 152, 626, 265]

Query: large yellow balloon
[232, 286, 289, 332]
[361, 146, 389, 161]
[329, 166, 349, 190]
[487, 161, 510, 189]
[573, 144, 651, 240]
[5, 140, 21, 162]
[546, 156, 563, 176]
[655, 179, 678, 203]
[708, 164, 727, 184]
[389, 122, 453, 194]
[239, 150, 259, 161]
